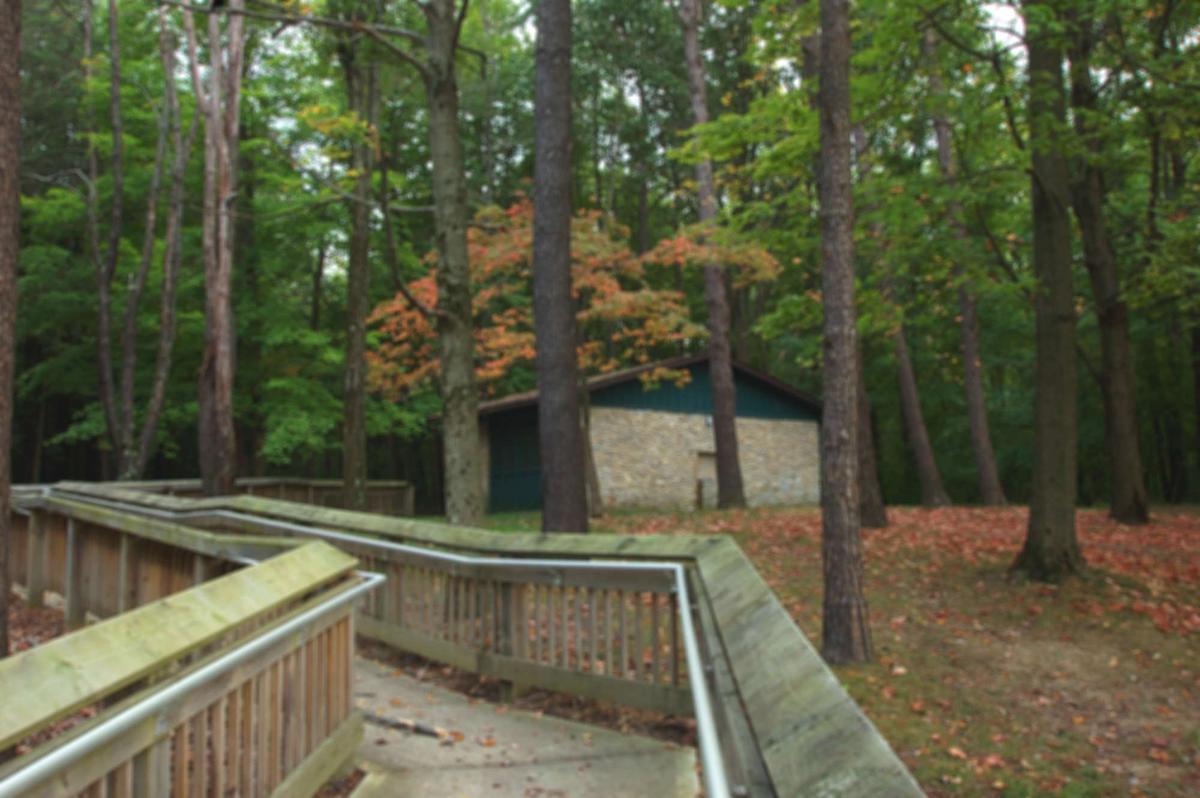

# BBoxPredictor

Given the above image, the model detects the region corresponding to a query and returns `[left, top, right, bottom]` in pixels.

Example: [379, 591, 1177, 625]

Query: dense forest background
[8, 0, 1199, 512]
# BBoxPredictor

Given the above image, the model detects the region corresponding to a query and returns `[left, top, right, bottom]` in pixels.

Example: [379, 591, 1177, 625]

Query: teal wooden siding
[487, 406, 542, 512]
[590, 362, 819, 421]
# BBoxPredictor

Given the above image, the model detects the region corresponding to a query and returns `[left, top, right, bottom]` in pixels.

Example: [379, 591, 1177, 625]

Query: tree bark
[186, 3, 245, 496]
[890, 314, 951, 506]
[857, 348, 888, 527]
[136, 20, 193, 476]
[1012, 0, 1083, 581]
[924, 28, 1006, 505]
[0, 0, 21, 658]
[533, 0, 588, 532]
[1067, 21, 1149, 524]
[680, 0, 746, 509]
[818, 0, 871, 664]
[310, 237, 327, 331]
[86, 0, 124, 459]
[117, 31, 169, 479]
[424, 0, 483, 525]
[337, 13, 380, 513]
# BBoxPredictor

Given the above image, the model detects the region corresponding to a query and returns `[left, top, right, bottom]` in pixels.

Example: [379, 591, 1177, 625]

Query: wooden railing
[0, 540, 369, 798]
[7, 495, 293, 627]
[104, 477, 416, 517]
[34, 482, 924, 797]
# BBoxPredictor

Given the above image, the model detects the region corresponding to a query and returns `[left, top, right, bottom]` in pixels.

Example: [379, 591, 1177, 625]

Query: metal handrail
[0, 570, 384, 798]
[41, 489, 733, 798]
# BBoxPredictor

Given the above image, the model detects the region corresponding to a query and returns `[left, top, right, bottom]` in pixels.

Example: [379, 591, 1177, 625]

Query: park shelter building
[478, 354, 822, 512]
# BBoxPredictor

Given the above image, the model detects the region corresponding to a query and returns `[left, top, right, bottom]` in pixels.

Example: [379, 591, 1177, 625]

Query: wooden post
[65, 517, 85, 629]
[25, 509, 46, 609]
[117, 532, 136, 613]
[193, 553, 210, 585]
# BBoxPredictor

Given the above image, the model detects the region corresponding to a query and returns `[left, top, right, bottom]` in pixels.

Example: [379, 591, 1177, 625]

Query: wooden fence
[29, 482, 925, 797]
[0, 540, 366, 798]
[105, 477, 416, 517]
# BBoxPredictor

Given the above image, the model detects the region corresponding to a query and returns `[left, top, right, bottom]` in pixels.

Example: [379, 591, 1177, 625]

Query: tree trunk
[680, 0, 746, 509]
[1193, 327, 1200, 475]
[118, 34, 169, 479]
[924, 28, 1006, 505]
[337, 17, 379, 514]
[424, 0, 483, 525]
[1068, 23, 1149, 524]
[892, 320, 951, 506]
[857, 348, 888, 527]
[85, 0, 124, 459]
[0, 0, 21, 658]
[818, 0, 871, 664]
[1012, 0, 1083, 581]
[136, 26, 193, 477]
[186, 4, 245, 496]
[310, 237, 327, 330]
[533, 0, 588, 532]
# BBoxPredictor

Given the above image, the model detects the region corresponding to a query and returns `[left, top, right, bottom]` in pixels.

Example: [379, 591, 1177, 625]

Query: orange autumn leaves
[367, 198, 778, 399]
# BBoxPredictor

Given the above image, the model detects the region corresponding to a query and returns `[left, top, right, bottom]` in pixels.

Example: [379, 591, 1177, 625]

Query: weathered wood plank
[0, 542, 356, 751]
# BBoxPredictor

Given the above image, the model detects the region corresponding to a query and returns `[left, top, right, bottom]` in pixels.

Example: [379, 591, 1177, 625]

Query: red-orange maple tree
[367, 198, 708, 399]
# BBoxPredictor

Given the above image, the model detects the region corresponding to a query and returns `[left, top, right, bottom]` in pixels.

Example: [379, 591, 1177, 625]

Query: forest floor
[485, 505, 1200, 798]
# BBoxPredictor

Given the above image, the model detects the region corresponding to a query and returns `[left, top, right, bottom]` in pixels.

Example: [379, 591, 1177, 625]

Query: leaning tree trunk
[892, 320, 951, 506]
[924, 27, 1006, 505]
[1068, 24, 1148, 524]
[818, 0, 872, 664]
[1013, 0, 1083, 581]
[533, 0, 588, 532]
[0, 0, 21, 658]
[680, 0, 746, 508]
[425, 0, 483, 525]
[857, 349, 888, 527]
[186, 3, 245, 496]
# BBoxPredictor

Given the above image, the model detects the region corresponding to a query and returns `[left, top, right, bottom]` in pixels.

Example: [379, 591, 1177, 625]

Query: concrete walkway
[351, 657, 699, 798]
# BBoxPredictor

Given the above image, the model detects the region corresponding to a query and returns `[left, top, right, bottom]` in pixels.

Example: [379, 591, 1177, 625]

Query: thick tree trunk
[892, 322, 951, 506]
[425, 1, 483, 525]
[533, 0, 588, 532]
[818, 0, 871, 664]
[1013, 0, 1083, 581]
[186, 4, 245, 496]
[857, 349, 888, 527]
[924, 28, 1006, 505]
[0, 0, 21, 658]
[338, 22, 379, 513]
[680, 0, 746, 509]
[1068, 26, 1149, 524]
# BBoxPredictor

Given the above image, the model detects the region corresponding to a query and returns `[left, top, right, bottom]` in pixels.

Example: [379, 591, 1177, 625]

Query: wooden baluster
[212, 696, 225, 796]
[110, 758, 133, 798]
[561, 586, 571, 669]
[240, 680, 254, 796]
[671, 592, 681, 686]
[171, 722, 190, 797]
[192, 709, 208, 798]
[650, 593, 661, 684]
[255, 670, 270, 794]
[26, 509, 46, 609]
[618, 589, 628, 679]
[516, 583, 528, 660]
[588, 587, 598, 674]
[572, 588, 582, 671]
[604, 589, 613, 677]
[64, 517, 85, 630]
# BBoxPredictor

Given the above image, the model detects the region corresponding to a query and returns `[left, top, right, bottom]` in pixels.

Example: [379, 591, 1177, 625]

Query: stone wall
[588, 407, 820, 509]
